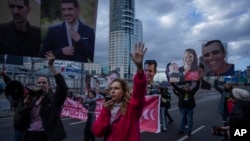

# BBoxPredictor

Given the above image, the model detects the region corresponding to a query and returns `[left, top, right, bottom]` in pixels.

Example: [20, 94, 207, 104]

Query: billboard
[201, 40, 234, 77]
[0, 0, 98, 63]
[166, 48, 199, 83]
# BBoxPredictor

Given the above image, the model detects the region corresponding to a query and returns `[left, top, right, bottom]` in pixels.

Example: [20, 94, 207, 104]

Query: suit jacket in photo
[40, 21, 95, 62]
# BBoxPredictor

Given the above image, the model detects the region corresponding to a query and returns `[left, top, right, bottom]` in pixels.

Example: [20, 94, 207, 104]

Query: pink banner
[61, 98, 103, 120]
[61, 95, 160, 133]
[140, 95, 161, 133]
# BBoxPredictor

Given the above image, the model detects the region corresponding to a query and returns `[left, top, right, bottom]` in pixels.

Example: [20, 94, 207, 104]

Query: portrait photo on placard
[39, 0, 98, 63]
[201, 40, 235, 76]
[0, 0, 41, 57]
[166, 48, 199, 83]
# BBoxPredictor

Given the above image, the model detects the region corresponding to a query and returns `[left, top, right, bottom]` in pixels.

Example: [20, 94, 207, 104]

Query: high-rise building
[134, 19, 143, 43]
[130, 19, 143, 75]
[109, 0, 135, 80]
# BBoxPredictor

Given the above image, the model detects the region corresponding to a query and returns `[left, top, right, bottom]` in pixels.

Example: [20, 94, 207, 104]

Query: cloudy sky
[94, 0, 250, 79]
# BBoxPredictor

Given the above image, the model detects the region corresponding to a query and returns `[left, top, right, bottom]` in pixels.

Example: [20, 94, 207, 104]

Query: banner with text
[61, 95, 161, 133]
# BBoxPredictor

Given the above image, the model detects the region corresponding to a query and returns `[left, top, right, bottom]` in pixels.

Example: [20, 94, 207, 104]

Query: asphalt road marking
[177, 125, 205, 141]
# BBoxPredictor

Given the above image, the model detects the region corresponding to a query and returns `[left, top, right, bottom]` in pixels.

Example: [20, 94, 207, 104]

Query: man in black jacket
[0, 0, 41, 57]
[171, 81, 200, 137]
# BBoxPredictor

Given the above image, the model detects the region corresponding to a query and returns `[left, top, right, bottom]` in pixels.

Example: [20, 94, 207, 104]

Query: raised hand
[45, 51, 55, 67]
[45, 51, 59, 75]
[130, 42, 147, 72]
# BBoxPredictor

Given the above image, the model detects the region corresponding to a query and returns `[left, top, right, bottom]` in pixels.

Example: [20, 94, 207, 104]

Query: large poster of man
[40, 0, 98, 63]
[201, 40, 234, 76]
[0, 0, 41, 57]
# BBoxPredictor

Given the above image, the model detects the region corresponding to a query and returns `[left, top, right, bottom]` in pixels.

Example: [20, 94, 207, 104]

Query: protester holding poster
[171, 80, 200, 137]
[40, 0, 96, 62]
[168, 62, 184, 83]
[92, 42, 147, 141]
[202, 40, 234, 76]
[0, 0, 41, 57]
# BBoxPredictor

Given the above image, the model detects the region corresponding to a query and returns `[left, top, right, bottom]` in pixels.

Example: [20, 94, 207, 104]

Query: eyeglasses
[9, 4, 25, 10]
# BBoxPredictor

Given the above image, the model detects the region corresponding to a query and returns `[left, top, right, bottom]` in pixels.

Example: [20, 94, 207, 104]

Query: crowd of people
[0, 1, 248, 139]
[0, 39, 249, 141]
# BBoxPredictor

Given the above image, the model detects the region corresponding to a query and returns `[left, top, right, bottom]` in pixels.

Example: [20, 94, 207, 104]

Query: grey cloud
[94, 0, 250, 71]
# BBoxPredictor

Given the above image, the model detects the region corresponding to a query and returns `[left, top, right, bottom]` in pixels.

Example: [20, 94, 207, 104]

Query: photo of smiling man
[40, 0, 97, 63]
[202, 40, 234, 76]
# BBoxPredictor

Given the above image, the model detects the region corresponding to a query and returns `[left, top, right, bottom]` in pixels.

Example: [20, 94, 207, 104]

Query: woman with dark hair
[214, 76, 233, 141]
[92, 42, 147, 141]
[5, 51, 68, 141]
[179, 48, 199, 81]
[214, 78, 233, 124]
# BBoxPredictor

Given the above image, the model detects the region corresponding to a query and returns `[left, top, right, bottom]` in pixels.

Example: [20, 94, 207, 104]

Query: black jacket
[2, 74, 28, 132]
[0, 21, 41, 57]
[40, 21, 95, 62]
[171, 81, 200, 109]
[11, 74, 68, 141]
[229, 100, 250, 127]
[160, 91, 171, 108]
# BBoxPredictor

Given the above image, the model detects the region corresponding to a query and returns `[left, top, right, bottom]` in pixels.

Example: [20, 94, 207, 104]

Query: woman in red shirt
[92, 42, 147, 141]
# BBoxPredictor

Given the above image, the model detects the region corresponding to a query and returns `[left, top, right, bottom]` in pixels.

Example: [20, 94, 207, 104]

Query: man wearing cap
[171, 80, 200, 137]
[229, 88, 250, 140]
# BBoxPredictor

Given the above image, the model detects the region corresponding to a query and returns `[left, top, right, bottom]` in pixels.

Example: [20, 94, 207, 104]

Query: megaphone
[25, 85, 43, 97]
[5, 80, 24, 102]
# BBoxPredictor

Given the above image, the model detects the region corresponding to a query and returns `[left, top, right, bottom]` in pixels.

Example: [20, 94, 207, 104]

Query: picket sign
[61, 95, 161, 133]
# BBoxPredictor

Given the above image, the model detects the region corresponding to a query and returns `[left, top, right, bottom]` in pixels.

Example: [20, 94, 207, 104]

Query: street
[0, 88, 249, 141]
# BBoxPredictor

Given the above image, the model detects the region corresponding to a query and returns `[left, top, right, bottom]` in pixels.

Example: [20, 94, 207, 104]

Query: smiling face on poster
[39, 0, 98, 62]
[202, 40, 234, 76]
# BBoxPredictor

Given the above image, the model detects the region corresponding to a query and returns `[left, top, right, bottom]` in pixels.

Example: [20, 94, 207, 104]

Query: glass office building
[109, 0, 135, 80]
